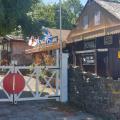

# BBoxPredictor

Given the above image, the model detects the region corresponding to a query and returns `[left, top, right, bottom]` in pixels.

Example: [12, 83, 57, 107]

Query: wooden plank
[25, 42, 66, 54]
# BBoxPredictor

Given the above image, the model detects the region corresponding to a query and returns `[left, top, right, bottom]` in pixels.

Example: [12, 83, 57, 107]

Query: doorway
[97, 51, 108, 77]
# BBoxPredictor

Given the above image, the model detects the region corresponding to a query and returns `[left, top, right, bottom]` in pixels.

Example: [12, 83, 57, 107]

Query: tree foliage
[31, 0, 83, 30]
[63, 0, 83, 24]
[0, 0, 83, 37]
[0, 0, 40, 36]
[31, 3, 56, 28]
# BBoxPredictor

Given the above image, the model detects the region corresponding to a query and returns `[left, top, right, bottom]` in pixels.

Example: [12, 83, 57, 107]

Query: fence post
[36, 67, 39, 98]
[60, 53, 69, 102]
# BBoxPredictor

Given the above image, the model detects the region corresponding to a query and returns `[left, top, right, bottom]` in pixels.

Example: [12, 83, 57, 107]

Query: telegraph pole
[59, 0, 63, 101]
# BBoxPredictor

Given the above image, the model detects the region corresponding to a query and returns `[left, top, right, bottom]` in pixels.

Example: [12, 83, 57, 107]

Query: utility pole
[59, 0, 63, 101]
[59, 0, 62, 66]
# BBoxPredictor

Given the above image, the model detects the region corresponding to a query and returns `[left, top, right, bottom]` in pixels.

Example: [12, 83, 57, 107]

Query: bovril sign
[82, 53, 95, 65]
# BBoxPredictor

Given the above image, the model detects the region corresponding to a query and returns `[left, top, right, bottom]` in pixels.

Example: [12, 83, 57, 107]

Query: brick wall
[68, 66, 120, 119]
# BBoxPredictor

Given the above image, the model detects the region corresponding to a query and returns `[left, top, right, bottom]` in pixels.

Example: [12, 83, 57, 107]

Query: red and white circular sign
[3, 73, 25, 94]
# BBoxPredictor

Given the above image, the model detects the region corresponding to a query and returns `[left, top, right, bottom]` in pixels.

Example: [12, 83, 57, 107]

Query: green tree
[0, 0, 40, 36]
[31, 3, 56, 28]
[63, 0, 83, 24]
[54, 4, 72, 29]
[31, 0, 83, 30]
[54, 0, 83, 29]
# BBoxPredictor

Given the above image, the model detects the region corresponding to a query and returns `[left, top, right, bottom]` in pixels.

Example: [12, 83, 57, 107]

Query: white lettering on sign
[104, 36, 113, 45]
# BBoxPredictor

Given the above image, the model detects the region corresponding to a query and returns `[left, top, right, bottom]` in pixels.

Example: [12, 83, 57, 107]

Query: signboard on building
[84, 40, 96, 49]
[104, 36, 113, 45]
[82, 53, 95, 65]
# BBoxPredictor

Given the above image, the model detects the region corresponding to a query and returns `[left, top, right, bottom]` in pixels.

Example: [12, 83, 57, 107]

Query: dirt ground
[0, 100, 104, 120]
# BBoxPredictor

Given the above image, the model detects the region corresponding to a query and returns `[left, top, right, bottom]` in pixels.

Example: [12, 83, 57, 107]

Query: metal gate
[0, 53, 68, 103]
[0, 65, 60, 103]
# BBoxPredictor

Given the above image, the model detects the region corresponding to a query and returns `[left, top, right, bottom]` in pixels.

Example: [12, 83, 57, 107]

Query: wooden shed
[66, 0, 120, 79]
[0, 35, 33, 65]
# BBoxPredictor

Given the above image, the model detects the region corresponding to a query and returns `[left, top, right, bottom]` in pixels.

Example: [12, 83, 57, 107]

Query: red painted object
[3, 73, 25, 94]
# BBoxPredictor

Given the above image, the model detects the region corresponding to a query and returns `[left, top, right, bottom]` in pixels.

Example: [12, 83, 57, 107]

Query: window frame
[94, 10, 101, 26]
[83, 15, 89, 30]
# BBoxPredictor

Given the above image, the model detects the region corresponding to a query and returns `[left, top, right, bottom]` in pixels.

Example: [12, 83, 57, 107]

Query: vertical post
[56, 68, 59, 101]
[59, 0, 62, 58]
[60, 53, 69, 102]
[59, 0, 63, 102]
[12, 64, 17, 104]
[95, 50, 97, 75]
[56, 50, 59, 68]
[36, 67, 39, 97]
[13, 73, 15, 104]
[56, 50, 59, 101]
[59, 0, 62, 81]
[73, 52, 76, 66]
[10, 66, 14, 102]
[108, 49, 112, 77]
[0, 50, 1, 65]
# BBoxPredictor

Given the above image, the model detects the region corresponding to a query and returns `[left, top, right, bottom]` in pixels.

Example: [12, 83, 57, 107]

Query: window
[94, 10, 101, 25]
[3, 43, 7, 50]
[0, 44, 3, 51]
[83, 16, 88, 29]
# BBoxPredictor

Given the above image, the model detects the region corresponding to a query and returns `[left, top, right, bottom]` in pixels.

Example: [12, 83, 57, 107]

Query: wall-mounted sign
[104, 36, 113, 45]
[52, 36, 58, 43]
[82, 53, 95, 65]
[84, 40, 95, 49]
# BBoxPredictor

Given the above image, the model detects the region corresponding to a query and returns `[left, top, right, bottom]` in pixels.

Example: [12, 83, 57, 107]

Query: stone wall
[68, 66, 120, 120]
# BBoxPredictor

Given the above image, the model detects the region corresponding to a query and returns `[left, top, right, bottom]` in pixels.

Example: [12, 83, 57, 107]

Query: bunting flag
[28, 27, 53, 47]
[28, 36, 37, 47]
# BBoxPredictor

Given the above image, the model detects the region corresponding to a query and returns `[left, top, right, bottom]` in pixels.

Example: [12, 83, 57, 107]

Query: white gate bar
[60, 53, 69, 102]
[0, 56, 62, 103]
[0, 66, 14, 69]
[16, 66, 59, 69]
[35, 67, 40, 97]
[0, 99, 12, 102]
[56, 69, 60, 101]
[17, 96, 60, 101]
[56, 50, 59, 67]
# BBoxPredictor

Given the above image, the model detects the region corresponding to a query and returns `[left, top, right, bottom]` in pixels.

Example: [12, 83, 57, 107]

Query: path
[0, 100, 103, 120]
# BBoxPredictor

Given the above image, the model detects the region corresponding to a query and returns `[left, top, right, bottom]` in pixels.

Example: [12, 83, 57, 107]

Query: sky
[44, 0, 88, 6]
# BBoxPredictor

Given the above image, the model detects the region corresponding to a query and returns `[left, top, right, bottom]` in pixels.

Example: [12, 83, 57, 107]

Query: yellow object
[118, 51, 120, 58]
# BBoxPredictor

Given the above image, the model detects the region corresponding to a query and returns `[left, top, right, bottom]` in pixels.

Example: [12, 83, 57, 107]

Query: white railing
[0, 65, 60, 104]
[0, 53, 68, 104]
